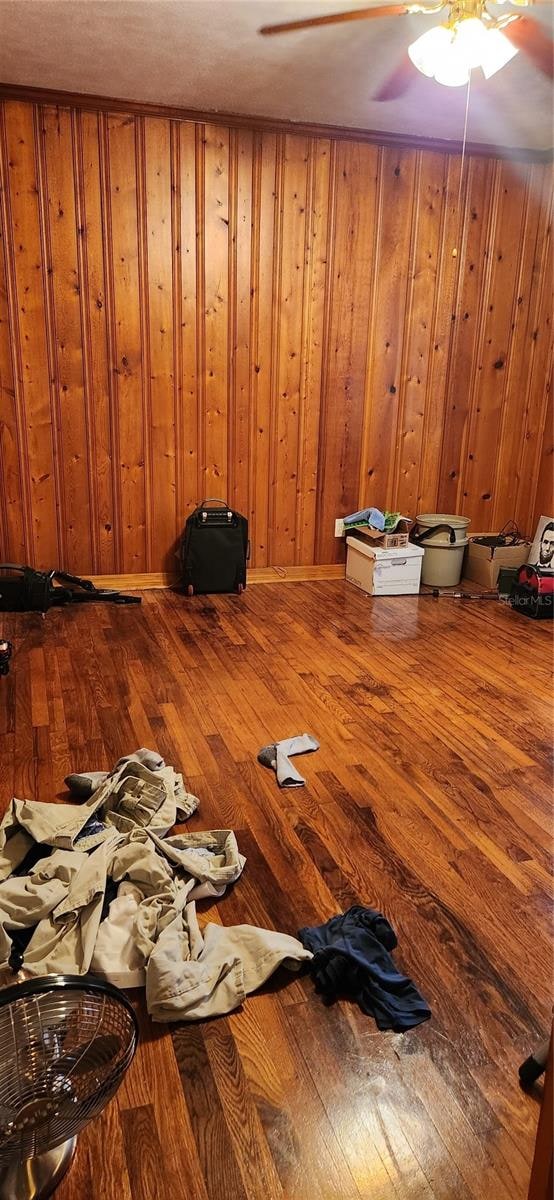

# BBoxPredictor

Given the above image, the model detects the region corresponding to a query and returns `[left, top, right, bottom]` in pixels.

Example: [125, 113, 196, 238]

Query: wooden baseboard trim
[92, 573, 175, 590]
[90, 564, 345, 590]
[248, 564, 345, 584]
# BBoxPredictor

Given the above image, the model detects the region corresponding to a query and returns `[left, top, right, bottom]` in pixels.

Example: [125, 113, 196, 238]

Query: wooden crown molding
[0, 80, 551, 162]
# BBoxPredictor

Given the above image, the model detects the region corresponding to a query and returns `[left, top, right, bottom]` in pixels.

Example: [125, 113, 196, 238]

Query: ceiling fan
[259, 0, 553, 97]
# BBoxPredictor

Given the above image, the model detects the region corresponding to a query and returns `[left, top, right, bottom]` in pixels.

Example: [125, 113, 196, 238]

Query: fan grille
[0, 978, 137, 1163]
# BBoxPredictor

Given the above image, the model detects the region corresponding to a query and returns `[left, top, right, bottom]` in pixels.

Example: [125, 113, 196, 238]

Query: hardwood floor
[0, 581, 552, 1200]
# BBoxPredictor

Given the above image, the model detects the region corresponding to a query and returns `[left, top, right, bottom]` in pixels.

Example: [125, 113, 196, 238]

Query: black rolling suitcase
[179, 499, 249, 595]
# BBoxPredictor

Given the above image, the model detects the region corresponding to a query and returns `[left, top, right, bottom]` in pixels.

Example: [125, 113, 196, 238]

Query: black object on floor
[0, 640, 12, 675]
[298, 905, 431, 1032]
[0, 565, 141, 613]
[179, 499, 249, 595]
[519, 1040, 550, 1088]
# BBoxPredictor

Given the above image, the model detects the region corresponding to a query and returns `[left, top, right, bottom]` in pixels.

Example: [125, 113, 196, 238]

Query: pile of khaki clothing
[0, 750, 312, 1021]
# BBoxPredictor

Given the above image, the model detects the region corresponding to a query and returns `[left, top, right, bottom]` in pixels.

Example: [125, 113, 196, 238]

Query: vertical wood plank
[514, 169, 553, 535]
[41, 104, 93, 571]
[437, 156, 497, 516]
[273, 134, 309, 564]
[462, 159, 527, 530]
[78, 109, 116, 573]
[203, 123, 229, 499]
[251, 131, 277, 566]
[144, 116, 176, 569]
[107, 112, 147, 571]
[177, 119, 199, 520]
[230, 128, 253, 522]
[316, 140, 376, 563]
[267, 133, 285, 566]
[416, 152, 463, 516]
[0, 111, 27, 561]
[296, 137, 331, 565]
[360, 146, 417, 514]
[136, 116, 153, 571]
[533, 347, 553, 525]
[2, 100, 59, 567]
[395, 151, 444, 518]
[491, 163, 540, 533]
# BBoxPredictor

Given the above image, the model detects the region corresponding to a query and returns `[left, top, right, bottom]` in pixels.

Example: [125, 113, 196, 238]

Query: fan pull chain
[452, 69, 472, 258]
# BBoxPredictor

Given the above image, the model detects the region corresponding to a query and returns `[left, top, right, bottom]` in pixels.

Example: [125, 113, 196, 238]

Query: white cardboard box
[346, 537, 424, 595]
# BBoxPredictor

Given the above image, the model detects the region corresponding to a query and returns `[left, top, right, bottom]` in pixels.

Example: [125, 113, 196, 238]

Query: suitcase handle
[198, 499, 234, 525]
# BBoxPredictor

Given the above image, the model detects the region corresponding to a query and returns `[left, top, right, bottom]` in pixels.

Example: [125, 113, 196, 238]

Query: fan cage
[0, 975, 138, 1163]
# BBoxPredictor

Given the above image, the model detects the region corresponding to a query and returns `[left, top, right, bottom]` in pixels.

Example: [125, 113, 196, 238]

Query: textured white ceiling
[0, 0, 552, 149]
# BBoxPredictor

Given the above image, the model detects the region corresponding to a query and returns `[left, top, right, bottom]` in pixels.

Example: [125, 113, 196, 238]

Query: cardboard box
[346, 537, 424, 595]
[339, 518, 411, 549]
[463, 539, 530, 588]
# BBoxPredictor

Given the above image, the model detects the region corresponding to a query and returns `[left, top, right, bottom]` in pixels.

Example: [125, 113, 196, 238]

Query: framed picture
[527, 515, 554, 574]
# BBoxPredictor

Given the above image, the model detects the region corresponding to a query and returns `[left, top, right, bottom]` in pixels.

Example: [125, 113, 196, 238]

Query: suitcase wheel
[186, 584, 194, 597]
[236, 582, 244, 595]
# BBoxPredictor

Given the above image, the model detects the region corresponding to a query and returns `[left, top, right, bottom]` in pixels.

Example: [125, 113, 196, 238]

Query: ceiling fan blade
[501, 15, 553, 76]
[374, 53, 417, 98]
[259, 5, 411, 35]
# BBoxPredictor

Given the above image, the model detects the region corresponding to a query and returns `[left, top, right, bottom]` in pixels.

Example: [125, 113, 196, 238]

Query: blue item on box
[343, 507, 385, 532]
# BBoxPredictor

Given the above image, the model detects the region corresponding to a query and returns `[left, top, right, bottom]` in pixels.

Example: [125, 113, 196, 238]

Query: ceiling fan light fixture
[408, 13, 520, 87]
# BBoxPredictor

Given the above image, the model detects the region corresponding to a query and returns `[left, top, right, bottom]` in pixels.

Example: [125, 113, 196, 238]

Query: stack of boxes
[339, 511, 531, 598]
[339, 518, 425, 596]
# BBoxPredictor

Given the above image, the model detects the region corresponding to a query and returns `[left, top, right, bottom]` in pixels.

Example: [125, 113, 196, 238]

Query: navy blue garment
[298, 906, 431, 1032]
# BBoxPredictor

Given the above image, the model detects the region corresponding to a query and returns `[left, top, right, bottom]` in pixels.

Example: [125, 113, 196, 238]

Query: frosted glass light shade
[408, 25, 453, 77]
[407, 18, 519, 87]
[454, 17, 489, 68]
[480, 27, 519, 78]
[433, 41, 472, 86]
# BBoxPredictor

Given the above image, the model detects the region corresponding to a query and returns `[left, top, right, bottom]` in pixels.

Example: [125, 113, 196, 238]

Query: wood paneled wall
[0, 98, 552, 574]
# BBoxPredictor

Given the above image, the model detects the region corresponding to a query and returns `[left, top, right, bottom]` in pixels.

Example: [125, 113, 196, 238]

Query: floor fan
[0, 973, 138, 1199]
